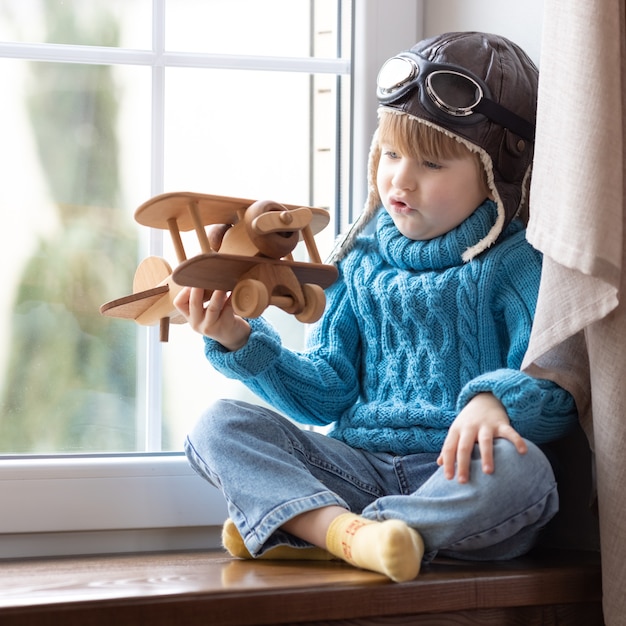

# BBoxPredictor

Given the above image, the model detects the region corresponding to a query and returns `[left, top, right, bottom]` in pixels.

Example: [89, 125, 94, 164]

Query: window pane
[163, 68, 311, 198]
[165, 0, 341, 58]
[0, 0, 152, 49]
[0, 0, 351, 456]
[0, 57, 151, 454]
[159, 66, 344, 449]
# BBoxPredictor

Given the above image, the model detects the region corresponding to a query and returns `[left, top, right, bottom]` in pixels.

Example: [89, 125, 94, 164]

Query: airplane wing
[172, 253, 338, 291]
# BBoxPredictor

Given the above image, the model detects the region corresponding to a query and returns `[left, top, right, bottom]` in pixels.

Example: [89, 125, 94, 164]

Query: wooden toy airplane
[100, 192, 338, 341]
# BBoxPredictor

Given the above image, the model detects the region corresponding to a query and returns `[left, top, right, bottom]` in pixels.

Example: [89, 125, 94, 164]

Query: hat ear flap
[366, 128, 382, 211]
[329, 129, 382, 264]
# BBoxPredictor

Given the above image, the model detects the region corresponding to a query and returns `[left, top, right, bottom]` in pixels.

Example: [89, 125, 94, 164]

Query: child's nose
[392, 160, 417, 190]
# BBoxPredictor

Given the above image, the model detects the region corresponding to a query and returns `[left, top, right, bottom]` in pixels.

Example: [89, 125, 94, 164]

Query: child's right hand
[173, 286, 251, 351]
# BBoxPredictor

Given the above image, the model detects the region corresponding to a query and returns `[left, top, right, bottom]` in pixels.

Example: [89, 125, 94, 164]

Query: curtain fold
[522, 1, 626, 623]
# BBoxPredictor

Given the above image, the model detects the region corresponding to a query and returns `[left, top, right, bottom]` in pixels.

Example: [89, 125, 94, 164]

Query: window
[0, 0, 420, 558]
[0, 0, 351, 455]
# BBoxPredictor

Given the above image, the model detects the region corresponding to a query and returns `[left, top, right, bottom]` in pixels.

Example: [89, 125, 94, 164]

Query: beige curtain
[522, 1, 626, 623]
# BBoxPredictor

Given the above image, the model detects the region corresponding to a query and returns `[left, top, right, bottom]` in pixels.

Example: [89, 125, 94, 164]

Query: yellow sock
[221, 518, 334, 561]
[325, 513, 424, 582]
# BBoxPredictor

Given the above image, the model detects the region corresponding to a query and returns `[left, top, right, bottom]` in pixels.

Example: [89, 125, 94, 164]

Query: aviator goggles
[377, 53, 535, 143]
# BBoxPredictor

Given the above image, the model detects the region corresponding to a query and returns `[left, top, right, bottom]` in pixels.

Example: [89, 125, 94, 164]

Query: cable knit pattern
[203, 200, 577, 454]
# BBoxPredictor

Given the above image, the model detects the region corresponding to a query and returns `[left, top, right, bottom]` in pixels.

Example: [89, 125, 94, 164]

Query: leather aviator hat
[331, 31, 539, 263]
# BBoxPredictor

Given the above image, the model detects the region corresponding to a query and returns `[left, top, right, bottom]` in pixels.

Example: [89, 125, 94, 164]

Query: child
[174, 32, 577, 582]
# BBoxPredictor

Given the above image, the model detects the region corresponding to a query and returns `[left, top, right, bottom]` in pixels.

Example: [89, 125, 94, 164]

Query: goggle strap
[475, 98, 535, 143]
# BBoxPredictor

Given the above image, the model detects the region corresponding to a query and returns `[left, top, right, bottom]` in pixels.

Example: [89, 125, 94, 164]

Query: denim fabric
[185, 399, 559, 562]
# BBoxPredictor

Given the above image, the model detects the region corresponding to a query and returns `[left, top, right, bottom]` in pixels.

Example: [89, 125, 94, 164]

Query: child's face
[377, 143, 489, 241]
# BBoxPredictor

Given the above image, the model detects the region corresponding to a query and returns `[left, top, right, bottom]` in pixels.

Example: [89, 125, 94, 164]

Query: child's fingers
[173, 286, 192, 317]
[438, 431, 460, 481]
[453, 430, 477, 483]
[477, 430, 495, 475]
[498, 425, 528, 455]
[188, 286, 206, 312]
[204, 290, 228, 317]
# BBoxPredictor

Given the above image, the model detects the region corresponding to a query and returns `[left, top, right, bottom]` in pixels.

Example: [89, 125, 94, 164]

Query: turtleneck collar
[376, 199, 501, 271]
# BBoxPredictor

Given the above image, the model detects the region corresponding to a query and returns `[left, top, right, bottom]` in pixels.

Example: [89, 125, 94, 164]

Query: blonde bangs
[378, 110, 473, 162]
[376, 110, 489, 192]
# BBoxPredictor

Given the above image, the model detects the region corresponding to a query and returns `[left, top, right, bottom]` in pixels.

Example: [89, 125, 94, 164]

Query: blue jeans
[185, 399, 559, 562]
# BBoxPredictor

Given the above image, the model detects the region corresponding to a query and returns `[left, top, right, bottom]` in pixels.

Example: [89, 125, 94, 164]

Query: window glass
[0, 0, 152, 49]
[0, 0, 350, 455]
[159, 66, 342, 449]
[0, 58, 151, 454]
[165, 0, 337, 58]
[163, 68, 312, 199]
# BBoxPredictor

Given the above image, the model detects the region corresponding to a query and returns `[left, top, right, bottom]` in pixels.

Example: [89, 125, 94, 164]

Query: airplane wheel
[295, 284, 326, 323]
[232, 278, 269, 318]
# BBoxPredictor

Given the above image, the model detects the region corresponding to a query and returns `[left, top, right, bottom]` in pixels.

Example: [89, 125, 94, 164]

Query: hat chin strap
[328, 129, 382, 264]
[461, 189, 504, 262]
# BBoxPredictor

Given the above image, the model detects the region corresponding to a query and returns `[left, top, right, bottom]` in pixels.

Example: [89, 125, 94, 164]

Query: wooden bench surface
[0, 548, 603, 625]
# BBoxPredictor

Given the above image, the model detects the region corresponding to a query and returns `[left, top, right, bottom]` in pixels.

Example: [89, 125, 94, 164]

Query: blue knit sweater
[204, 200, 577, 454]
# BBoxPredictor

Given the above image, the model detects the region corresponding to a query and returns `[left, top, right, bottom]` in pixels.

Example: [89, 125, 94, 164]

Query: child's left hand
[437, 392, 527, 483]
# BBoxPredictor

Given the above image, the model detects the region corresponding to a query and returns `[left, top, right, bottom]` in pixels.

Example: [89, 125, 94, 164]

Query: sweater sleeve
[202, 271, 361, 427]
[456, 236, 578, 443]
[456, 368, 577, 443]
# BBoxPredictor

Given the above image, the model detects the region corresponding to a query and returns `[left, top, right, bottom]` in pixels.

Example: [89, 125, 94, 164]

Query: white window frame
[0, 0, 421, 559]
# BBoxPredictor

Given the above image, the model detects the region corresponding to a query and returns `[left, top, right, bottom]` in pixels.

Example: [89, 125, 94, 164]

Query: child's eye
[383, 150, 399, 159]
[423, 160, 442, 170]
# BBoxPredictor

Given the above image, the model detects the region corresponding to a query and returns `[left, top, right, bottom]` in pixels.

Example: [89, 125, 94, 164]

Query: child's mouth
[390, 198, 414, 214]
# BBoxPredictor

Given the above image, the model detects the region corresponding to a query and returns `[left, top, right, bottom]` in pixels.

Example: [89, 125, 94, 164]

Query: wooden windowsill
[0, 548, 603, 625]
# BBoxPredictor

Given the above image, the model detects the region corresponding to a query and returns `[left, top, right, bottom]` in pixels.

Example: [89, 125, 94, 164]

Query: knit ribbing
[377, 200, 500, 270]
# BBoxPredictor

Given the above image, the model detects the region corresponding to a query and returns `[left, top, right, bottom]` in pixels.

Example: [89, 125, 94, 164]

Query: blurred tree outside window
[0, 0, 351, 455]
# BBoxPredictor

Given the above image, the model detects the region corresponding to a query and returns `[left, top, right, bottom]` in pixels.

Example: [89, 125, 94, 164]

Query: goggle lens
[426, 71, 482, 116]
[377, 57, 417, 95]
